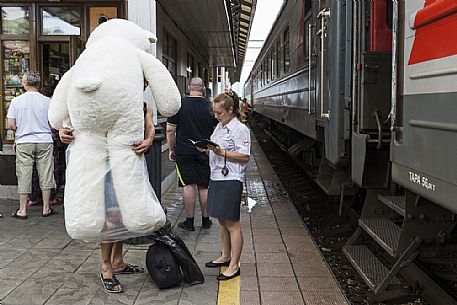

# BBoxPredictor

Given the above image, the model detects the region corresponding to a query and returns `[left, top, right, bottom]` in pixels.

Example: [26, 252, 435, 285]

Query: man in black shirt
[166, 77, 215, 231]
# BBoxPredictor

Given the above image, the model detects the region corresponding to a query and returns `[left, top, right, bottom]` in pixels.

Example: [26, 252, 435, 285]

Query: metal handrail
[308, 23, 314, 114]
[318, 8, 330, 119]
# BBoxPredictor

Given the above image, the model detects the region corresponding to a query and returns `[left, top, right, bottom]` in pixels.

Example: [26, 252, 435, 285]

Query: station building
[0, 0, 255, 198]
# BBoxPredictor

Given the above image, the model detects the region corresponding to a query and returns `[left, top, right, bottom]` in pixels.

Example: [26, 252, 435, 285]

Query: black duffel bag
[145, 241, 182, 289]
[154, 233, 204, 285]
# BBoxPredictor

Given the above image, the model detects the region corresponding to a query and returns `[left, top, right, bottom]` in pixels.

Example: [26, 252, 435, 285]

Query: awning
[157, 0, 256, 82]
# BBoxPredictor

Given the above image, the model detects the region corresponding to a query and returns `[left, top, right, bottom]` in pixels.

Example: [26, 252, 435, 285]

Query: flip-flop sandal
[114, 263, 144, 274]
[42, 208, 55, 217]
[11, 209, 27, 220]
[100, 274, 124, 293]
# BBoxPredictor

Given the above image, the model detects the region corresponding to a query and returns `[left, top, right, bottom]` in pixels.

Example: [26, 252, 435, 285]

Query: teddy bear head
[87, 18, 152, 52]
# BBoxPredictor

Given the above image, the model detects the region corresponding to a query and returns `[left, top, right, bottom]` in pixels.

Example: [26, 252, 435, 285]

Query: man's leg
[17, 194, 28, 217]
[101, 243, 123, 292]
[14, 144, 34, 217]
[111, 241, 144, 274]
[183, 184, 196, 218]
[42, 189, 51, 216]
[111, 241, 124, 270]
[178, 184, 196, 231]
[198, 187, 212, 228]
[35, 143, 55, 216]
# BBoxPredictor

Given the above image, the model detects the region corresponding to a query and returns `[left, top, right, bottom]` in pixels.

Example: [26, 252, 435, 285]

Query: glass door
[40, 42, 70, 97]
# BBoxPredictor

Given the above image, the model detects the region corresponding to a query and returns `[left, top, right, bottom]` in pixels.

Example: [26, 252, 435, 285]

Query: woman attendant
[201, 90, 250, 281]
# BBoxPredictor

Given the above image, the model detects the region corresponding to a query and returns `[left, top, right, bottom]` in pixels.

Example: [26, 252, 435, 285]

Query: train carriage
[246, 0, 457, 303]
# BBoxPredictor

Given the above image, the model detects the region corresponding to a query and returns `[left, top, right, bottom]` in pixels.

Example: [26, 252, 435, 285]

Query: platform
[0, 135, 349, 305]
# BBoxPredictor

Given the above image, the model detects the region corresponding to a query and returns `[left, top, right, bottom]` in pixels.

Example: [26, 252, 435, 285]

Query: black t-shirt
[167, 96, 216, 155]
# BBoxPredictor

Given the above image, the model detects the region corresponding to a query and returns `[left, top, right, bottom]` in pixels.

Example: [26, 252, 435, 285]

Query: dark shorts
[175, 153, 210, 188]
[207, 180, 243, 221]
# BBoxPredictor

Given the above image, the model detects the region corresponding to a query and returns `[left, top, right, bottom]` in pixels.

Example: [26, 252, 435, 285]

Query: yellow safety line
[175, 164, 186, 186]
[217, 266, 240, 305]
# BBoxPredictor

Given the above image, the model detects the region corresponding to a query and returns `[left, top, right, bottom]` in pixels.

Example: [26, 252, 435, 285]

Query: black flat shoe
[217, 268, 240, 281]
[205, 260, 231, 268]
[11, 209, 27, 220]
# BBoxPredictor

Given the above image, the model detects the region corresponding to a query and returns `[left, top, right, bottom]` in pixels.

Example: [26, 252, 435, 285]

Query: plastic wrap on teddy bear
[64, 132, 166, 242]
[49, 19, 181, 241]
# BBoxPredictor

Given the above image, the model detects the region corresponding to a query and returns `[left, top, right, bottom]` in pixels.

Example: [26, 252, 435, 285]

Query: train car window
[271, 48, 276, 80]
[283, 27, 290, 74]
[277, 39, 282, 77]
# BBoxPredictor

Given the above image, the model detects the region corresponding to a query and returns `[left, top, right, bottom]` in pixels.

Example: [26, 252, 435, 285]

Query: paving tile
[302, 291, 349, 305]
[0, 279, 18, 299]
[240, 290, 260, 305]
[135, 279, 182, 304]
[240, 276, 258, 291]
[257, 263, 294, 277]
[251, 228, 281, 236]
[240, 251, 256, 264]
[260, 291, 304, 305]
[46, 288, 97, 305]
[1, 285, 56, 305]
[178, 289, 217, 305]
[297, 276, 341, 292]
[239, 263, 257, 277]
[290, 258, 333, 277]
[252, 235, 283, 244]
[258, 276, 299, 292]
[255, 252, 290, 264]
[195, 241, 221, 253]
[254, 242, 286, 253]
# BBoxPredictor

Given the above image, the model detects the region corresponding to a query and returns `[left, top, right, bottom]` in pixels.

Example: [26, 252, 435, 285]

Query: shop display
[2, 41, 30, 141]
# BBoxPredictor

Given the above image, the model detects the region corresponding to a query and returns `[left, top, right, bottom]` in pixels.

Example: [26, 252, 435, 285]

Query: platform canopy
[157, 0, 256, 82]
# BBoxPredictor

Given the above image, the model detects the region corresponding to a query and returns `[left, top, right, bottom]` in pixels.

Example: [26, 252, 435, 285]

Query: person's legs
[183, 184, 196, 218]
[222, 220, 243, 276]
[212, 219, 231, 263]
[198, 186, 212, 228]
[198, 186, 208, 217]
[111, 241, 124, 269]
[35, 143, 55, 216]
[41, 189, 52, 215]
[17, 194, 28, 217]
[101, 242, 123, 292]
[14, 144, 34, 217]
[111, 241, 144, 274]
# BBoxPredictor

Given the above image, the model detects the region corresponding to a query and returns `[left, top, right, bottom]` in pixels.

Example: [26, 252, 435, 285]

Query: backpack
[145, 242, 182, 289]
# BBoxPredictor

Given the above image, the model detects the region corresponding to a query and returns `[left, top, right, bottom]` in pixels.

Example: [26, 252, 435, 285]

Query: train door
[351, 0, 393, 188]
[393, 0, 457, 214]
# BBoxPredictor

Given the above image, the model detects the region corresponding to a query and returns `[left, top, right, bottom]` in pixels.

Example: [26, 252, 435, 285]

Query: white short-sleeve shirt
[6, 92, 53, 144]
[209, 118, 250, 182]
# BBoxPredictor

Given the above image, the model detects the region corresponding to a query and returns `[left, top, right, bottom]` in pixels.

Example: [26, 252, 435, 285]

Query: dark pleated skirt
[207, 179, 243, 221]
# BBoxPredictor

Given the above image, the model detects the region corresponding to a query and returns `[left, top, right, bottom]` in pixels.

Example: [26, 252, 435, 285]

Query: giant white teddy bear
[48, 19, 181, 240]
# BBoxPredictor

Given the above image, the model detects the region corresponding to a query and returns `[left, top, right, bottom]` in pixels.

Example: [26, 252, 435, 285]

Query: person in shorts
[7, 71, 55, 219]
[166, 77, 216, 231]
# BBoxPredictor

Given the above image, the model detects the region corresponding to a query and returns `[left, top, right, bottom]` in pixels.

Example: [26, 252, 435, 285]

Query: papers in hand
[189, 139, 219, 149]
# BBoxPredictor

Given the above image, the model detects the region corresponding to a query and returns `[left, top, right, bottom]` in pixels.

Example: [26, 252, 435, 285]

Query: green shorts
[15, 143, 55, 194]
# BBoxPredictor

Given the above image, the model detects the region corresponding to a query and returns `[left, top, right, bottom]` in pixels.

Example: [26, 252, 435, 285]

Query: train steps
[343, 191, 420, 301]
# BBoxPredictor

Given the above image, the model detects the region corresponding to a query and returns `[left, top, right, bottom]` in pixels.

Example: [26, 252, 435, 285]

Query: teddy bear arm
[49, 68, 73, 129]
[137, 50, 181, 117]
